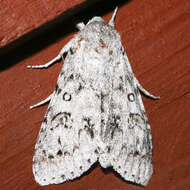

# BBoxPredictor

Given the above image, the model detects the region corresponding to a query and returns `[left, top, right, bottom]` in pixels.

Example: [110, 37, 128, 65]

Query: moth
[28, 7, 159, 186]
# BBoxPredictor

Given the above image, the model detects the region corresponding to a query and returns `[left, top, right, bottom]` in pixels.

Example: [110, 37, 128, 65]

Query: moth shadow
[69, 161, 99, 182]
[101, 166, 144, 188]
[66, 161, 144, 188]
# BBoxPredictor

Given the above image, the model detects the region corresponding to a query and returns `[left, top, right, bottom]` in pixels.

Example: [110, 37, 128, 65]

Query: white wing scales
[33, 60, 101, 185]
[30, 7, 158, 186]
[96, 49, 153, 185]
[112, 52, 153, 186]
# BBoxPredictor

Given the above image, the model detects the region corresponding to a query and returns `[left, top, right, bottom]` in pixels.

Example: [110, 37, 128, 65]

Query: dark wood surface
[1, 1, 190, 190]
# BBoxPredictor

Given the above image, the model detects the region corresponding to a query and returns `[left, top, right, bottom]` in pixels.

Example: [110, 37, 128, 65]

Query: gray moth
[28, 7, 159, 186]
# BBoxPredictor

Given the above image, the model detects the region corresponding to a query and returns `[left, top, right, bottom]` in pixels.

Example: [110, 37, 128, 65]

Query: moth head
[76, 17, 104, 31]
[76, 7, 118, 31]
[87, 7, 118, 27]
[86, 17, 105, 25]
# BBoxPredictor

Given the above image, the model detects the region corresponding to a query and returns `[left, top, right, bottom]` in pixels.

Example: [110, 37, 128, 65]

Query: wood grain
[1, 0, 190, 190]
[0, 0, 84, 48]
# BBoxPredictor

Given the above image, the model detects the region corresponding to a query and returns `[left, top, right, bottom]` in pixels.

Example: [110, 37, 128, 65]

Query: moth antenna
[109, 7, 118, 27]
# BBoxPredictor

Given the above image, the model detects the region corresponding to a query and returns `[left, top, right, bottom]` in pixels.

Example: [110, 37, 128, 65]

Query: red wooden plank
[0, 0, 84, 48]
[1, 0, 190, 190]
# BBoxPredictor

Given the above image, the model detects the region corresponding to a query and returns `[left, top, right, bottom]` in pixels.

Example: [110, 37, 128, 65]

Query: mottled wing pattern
[33, 53, 100, 185]
[31, 7, 157, 186]
[109, 50, 153, 186]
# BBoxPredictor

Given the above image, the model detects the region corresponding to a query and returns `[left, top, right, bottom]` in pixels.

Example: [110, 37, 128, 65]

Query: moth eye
[63, 92, 71, 101]
[127, 93, 135, 102]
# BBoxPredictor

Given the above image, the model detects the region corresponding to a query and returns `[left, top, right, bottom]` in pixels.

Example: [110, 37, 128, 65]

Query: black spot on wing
[58, 137, 61, 145]
[60, 71, 64, 76]
[52, 112, 62, 122]
[100, 92, 108, 113]
[84, 125, 94, 139]
[121, 47, 125, 56]
[55, 84, 62, 94]
[78, 83, 83, 91]
[76, 83, 84, 94]
[119, 76, 123, 82]
[45, 106, 53, 117]
[134, 151, 140, 156]
[63, 92, 71, 101]
[64, 151, 70, 156]
[107, 146, 111, 153]
[118, 83, 124, 92]
[108, 115, 122, 139]
[70, 74, 74, 79]
[100, 103, 104, 113]
[40, 127, 45, 133]
[128, 93, 135, 102]
[83, 117, 95, 139]
[61, 175, 65, 179]
[109, 50, 113, 55]
[43, 117, 47, 124]
[48, 154, 54, 159]
[73, 145, 79, 153]
[100, 38, 106, 48]
[55, 84, 59, 92]
[95, 93, 100, 98]
[70, 48, 74, 55]
[57, 150, 63, 156]
[58, 88, 62, 94]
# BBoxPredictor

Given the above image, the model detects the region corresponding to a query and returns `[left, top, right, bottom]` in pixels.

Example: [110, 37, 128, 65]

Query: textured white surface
[29, 8, 159, 186]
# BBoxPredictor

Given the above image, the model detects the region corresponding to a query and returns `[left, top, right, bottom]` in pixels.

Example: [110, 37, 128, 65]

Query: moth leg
[135, 78, 160, 99]
[27, 38, 75, 69]
[30, 94, 53, 109]
[27, 55, 62, 69]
